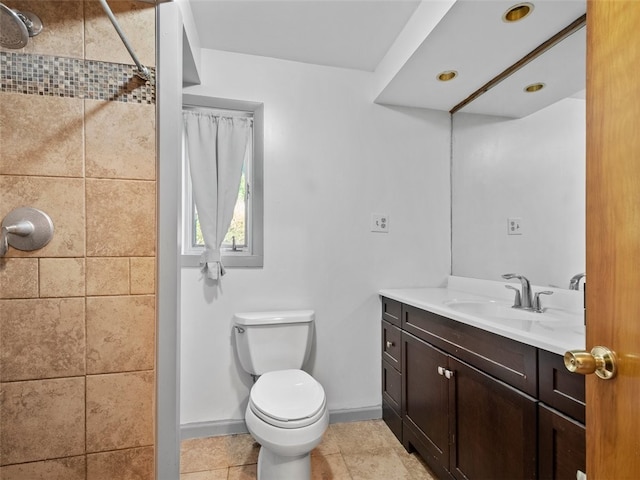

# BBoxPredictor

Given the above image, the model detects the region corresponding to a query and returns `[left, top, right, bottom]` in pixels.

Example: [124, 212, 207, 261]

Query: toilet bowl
[233, 310, 329, 480]
[245, 370, 329, 479]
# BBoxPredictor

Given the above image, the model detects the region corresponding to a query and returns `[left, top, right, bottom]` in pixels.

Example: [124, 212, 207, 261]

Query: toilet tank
[233, 310, 315, 375]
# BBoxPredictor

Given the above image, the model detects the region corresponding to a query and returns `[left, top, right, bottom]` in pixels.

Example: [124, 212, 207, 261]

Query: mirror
[451, 26, 586, 289]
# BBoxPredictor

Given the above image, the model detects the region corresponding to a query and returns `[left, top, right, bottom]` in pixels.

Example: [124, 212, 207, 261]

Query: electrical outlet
[371, 214, 389, 233]
[507, 217, 523, 235]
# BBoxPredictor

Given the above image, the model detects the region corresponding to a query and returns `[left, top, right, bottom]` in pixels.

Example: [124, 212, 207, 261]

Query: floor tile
[179, 420, 438, 480]
[369, 419, 405, 451]
[226, 434, 260, 467]
[228, 464, 257, 480]
[342, 450, 413, 480]
[312, 428, 341, 457]
[329, 421, 389, 455]
[180, 436, 229, 473]
[180, 470, 228, 480]
[394, 448, 439, 480]
[311, 453, 352, 480]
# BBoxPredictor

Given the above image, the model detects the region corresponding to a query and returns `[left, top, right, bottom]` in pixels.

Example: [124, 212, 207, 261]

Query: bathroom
[0, 0, 637, 479]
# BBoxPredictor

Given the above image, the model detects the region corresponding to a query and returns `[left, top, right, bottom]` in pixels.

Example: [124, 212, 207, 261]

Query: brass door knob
[564, 346, 617, 380]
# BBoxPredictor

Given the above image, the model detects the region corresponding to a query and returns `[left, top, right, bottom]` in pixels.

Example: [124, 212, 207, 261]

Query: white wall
[452, 97, 585, 288]
[180, 49, 451, 425]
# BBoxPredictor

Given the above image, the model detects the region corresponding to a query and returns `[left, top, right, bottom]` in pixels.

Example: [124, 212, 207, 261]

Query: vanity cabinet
[537, 350, 586, 480]
[380, 297, 586, 480]
[381, 297, 403, 441]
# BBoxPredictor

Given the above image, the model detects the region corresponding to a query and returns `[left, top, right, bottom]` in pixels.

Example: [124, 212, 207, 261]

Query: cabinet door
[449, 357, 537, 480]
[402, 332, 450, 468]
[539, 404, 586, 480]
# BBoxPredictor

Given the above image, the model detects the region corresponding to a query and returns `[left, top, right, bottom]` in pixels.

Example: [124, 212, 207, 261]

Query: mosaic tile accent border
[0, 52, 155, 104]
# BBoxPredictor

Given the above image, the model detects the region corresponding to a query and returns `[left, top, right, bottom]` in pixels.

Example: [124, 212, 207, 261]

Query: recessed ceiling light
[503, 3, 534, 23]
[437, 70, 458, 82]
[524, 82, 545, 93]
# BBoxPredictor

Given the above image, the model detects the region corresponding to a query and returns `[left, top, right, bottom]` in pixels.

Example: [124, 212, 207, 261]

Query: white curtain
[183, 110, 253, 280]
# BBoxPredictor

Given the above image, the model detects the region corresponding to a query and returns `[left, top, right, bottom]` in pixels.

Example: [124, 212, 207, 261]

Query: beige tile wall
[0, 1, 156, 478]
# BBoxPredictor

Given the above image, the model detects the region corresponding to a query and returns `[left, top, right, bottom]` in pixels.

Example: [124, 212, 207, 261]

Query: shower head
[0, 3, 42, 49]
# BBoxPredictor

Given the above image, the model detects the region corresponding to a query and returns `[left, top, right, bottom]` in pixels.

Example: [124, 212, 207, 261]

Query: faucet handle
[533, 291, 554, 312]
[505, 285, 522, 308]
[569, 273, 586, 290]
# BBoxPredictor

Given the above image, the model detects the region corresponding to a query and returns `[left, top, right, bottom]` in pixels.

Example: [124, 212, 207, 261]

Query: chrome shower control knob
[0, 207, 54, 257]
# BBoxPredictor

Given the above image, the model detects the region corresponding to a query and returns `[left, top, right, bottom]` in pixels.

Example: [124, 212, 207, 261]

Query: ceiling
[187, 0, 586, 117]
[189, 0, 422, 71]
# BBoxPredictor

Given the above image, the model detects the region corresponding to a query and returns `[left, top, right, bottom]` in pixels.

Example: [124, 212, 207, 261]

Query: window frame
[181, 94, 264, 269]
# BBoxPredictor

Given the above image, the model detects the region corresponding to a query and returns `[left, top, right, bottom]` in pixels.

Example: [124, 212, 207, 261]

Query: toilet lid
[250, 369, 326, 424]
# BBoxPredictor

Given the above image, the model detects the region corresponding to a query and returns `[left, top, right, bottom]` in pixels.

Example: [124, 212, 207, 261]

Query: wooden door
[586, 0, 640, 477]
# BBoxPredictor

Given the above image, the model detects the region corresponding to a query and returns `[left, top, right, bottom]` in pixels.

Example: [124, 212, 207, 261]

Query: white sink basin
[444, 300, 539, 320]
[442, 299, 581, 323]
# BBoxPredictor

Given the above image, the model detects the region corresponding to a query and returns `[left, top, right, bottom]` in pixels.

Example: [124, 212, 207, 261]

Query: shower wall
[0, 1, 156, 478]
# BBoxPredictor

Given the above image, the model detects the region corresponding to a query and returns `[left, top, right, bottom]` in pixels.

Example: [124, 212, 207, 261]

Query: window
[181, 95, 263, 268]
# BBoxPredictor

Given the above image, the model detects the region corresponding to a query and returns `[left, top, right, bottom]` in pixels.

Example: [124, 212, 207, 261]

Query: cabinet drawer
[539, 349, 585, 423]
[382, 320, 402, 370]
[382, 359, 401, 412]
[402, 304, 537, 396]
[382, 297, 402, 327]
[382, 400, 402, 442]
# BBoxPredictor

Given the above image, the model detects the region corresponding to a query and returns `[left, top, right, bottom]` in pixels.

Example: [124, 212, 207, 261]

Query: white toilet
[233, 310, 329, 480]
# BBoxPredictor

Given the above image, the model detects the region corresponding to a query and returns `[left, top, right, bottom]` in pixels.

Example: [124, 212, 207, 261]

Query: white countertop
[380, 276, 586, 356]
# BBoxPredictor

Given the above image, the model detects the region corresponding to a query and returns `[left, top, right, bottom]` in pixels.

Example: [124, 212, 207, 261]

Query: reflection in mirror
[451, 28, 585, 289]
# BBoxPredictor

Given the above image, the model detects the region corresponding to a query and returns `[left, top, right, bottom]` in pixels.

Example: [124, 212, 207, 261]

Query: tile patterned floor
[180, 420, 438, 480]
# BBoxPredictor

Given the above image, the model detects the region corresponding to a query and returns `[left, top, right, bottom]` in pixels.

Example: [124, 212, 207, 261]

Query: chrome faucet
[569, 273, 586, 290]
[504, 285, 522, 308]
[502, 273, 533, 309]
[532, 291, 554, 313]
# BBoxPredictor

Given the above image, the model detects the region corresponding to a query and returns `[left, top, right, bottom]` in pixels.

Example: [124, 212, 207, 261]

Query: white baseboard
[180, 405, 382, 440]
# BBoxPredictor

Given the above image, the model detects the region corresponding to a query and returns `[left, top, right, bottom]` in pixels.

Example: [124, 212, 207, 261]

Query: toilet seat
[250, 369, 327, 429]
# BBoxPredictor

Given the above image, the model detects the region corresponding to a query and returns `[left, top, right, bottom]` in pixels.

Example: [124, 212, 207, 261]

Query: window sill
[181, 253, 263, 268]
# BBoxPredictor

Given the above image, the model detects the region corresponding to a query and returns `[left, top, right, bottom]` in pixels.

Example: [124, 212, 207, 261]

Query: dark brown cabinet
[450, 356, 537, 480]
[381, 297, 403, 441]
[402, 330, 536, 480]
[381, 297, 586, 480]
[538, 350, 586, 480]
[402, 332, 450, 475]
[538, 404, 586, 480]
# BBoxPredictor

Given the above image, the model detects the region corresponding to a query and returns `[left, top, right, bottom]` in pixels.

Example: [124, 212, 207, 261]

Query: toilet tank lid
[233, 310, 315, 326]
